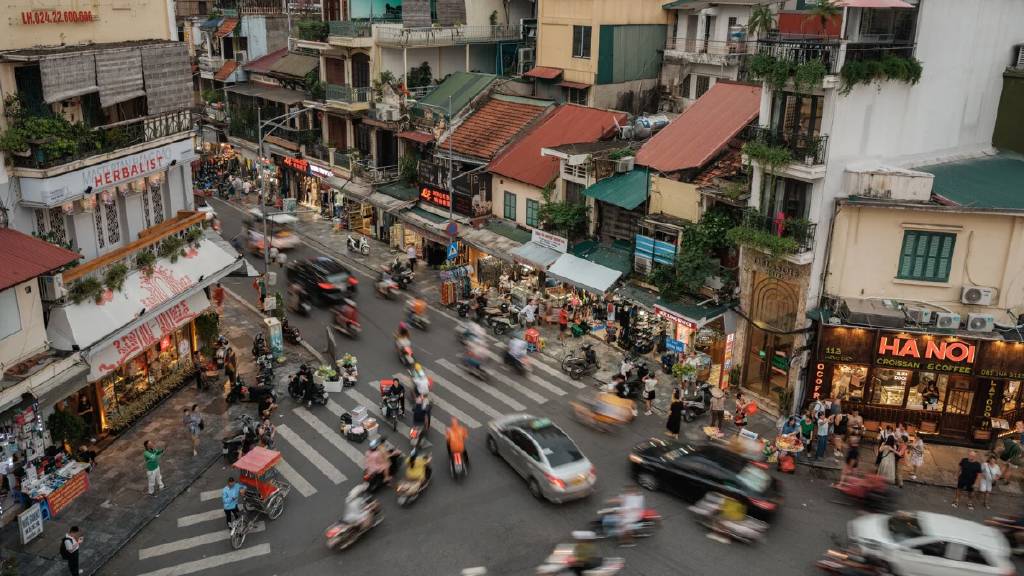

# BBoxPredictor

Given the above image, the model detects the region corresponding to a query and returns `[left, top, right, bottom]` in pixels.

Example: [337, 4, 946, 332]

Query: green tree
[537, 183, 588, 240]
[48, 407, 86, 449]
[746, 4, 777, 39]
[804, 0, 841, 36]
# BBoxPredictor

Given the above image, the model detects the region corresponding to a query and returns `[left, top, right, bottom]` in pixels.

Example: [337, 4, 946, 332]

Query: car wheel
[528, 478, 543, 500]
[487, 435, 498, 455]
[637, 473, 659, 492]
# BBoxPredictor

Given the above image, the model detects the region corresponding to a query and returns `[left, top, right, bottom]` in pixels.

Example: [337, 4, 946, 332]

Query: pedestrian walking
[143, 440, 165, 495]
[192, 351, 206, 391]
[980, 455, 1001, 509]
[666, 397, 684, 439]
[709, 387, 725, 429]
[60, 526, 83, 575]
[814, 412, 830, 459]
[641, 372, 657, 416]
[407, 244, 417, 269]
[212, 282, 226, 316]
[876, 435, 897, 485]
[223, 477, 242, 526]
[908, 434, 925, 480]
[183, 406, 201, 456]
[833, 412, 848, 458]
[953, 449, 982, 509]
[894, 437, 907, 487]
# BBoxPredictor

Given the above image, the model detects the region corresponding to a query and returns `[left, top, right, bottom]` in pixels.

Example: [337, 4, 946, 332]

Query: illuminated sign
[653, 305, 698, 330]
[875, 334, 977, 374]
[21, 10, 95, 25]
[309, 163, 332, 179]
[813, 363, 825, 400]
[419, 185, 474, 216]
[283, 157, 309, 173]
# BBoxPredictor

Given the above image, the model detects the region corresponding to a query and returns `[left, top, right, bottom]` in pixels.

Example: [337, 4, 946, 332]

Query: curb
[222, 286, 325, 365]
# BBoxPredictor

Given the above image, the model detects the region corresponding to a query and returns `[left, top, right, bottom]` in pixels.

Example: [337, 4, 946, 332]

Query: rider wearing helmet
[407, 297, 427, 323]
[363, 438, 391, 488]
[446, 417, 469, 468]
[412, 363, 430, 397]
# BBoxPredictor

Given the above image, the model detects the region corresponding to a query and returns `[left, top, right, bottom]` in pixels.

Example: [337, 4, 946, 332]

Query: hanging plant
[103, 263, 129, 292]
[726, 225, 800, 257]
[742, 140, 793, 197]
[793, 59, 827, 93]
[135, 250, 157, 276]
[158, 236, 186, 263]
[839, 55, 923, 95]
[185, 227, 203, 246]
[69, 277, 103, 304]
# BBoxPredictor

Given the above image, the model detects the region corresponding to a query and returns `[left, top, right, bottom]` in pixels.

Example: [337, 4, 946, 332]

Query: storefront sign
[653, 305, 698, 330]
[46, 471, 89, 517]
[813, 362, 826, 400]
[21, 10, 95, 24]
[874, 333, 977, 374]
[82, 146, 173, 190]
[283, 157, 309, 173]
[748, 254, 803, 280]
[720, 333, 735, 389]
[820, 326, 875, 364]
[308, 163, 332, 179]
[665, 338, 685, 353]
[419, 185, 473, 216]
[18, 503, 43, 545]
[532, 229, 568, 253]
[977, 341, 1024, 380]
[980, 380, 998, 428]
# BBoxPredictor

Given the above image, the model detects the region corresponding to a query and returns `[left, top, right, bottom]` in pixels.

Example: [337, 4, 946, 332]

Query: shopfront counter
[25, 461, 91, 519]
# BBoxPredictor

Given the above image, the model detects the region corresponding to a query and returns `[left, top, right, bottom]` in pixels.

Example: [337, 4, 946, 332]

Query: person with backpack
[60, 526, 83, 575]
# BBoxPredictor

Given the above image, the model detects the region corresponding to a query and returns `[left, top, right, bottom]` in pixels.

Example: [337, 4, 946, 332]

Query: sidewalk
[0, 293, 315, 576]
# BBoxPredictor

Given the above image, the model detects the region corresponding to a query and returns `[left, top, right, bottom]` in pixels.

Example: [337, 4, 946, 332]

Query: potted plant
[315, 365, 341, 393]
[103, 262, 129, 292]
[135, 250, 156, 276]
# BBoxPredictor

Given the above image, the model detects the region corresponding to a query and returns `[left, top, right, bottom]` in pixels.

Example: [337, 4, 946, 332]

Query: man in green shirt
[143, 440, 165, 495]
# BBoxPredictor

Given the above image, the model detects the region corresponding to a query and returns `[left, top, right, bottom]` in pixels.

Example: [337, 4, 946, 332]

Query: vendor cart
[233, 446, 291, 521]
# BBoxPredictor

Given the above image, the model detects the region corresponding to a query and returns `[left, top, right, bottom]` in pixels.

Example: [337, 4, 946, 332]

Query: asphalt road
[103, 198, 1024, 576]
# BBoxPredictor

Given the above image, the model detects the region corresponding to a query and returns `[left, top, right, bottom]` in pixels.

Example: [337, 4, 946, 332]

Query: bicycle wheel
[230, 524, 246, 549]
[267, 493, 285, 520]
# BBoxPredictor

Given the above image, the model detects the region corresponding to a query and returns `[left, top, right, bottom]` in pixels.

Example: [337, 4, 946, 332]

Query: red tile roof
[0, 228, 80, 291]
[398, 131, 434, 144]
[448, 98, 549, 160]
[524, 66, 562, 80]
[215, 18, 239, 38]
[637, 82, 761, 174]
[488, 105, 628, 189]
[214, 59, 239, 81]
[243, 48, 288, 74]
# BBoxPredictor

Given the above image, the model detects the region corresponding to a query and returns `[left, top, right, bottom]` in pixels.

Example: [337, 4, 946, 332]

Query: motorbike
[562, 344, 599, 380]
[659, 352, 676, 375]
[588, 507, 662, 540]
[832, 474, 895, 512]
[333, 316, 363, 339]
[282, 320, 302, 344]
[375, 276, 400, 300]
[535, 543, 625, 576]
[347, 234, 370, 256]
[456, 298, 472, 318]
[394, 268, 415, 290]
[461, 355, 489, 381]
[409, 313, 431, 331]
[504, 350, 529, 375]
[816, 547, 895, 575]
[682, 381, 712, 422]
[396, 456, 432, 507]
[287, 289, 312, 316]
[225, 376, 277, 405]
[985, 516, 1024, 554]
[222, 414, 258, 462]
[288, 374, 327, 407]
[251, 334, 268, 360]
[449, 449, 469, 481]
[688, 492, 768, 545]
[324, 498, 383, 551]
[381, 393, 404, 431]
[363, 442, 403, 493]
[397, 343, 415, 367]
[482, 304, 521, 336]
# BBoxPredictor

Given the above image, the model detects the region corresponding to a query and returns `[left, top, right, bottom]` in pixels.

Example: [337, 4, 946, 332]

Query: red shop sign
[653, 305, 698, 330]
[283, 157, 309, 173]
[420, 186, 450, 208]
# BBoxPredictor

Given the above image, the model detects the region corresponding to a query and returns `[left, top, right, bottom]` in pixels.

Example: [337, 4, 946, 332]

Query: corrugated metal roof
[378, 182, 419, 202]
[488, 105, 628, 189]
[214, 59, 239, 81]
[583, 169, 650, 210]
[268, 53, 318, 79]
[524, 66, 562, 80]
[636, 82, 761, 174]
[919, 152, 1024, 210]
[398, 131, 434, 144]
[0, 229, 80, 291]
[415, 72, 496, 118]
[243, 48, 288, 74]
[448, 98, 550, 160]
[215, 18, 239, 38]
[225, 83, 307, 105]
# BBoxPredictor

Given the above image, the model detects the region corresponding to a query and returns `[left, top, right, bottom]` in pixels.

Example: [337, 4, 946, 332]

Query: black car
[286, 257, 357, 305]
[629, 439, 781, 520]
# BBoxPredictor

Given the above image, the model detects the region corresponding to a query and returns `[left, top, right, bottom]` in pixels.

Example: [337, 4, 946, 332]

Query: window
[0, 289, 22, 341]
[563, 86, 589, 105]
[680, 74, 692, 100]
[772, 92, 824, 139]
[869, 368, 910, 406]
[564, 181, 585, 204]
[961, 546, 992, 566]
[526, 199, 540, 227]
[503, 191, 517, 220]
[897, 230, 956, 282]
[572, 25, 592, 59]
[509, 430, 540, 461]
[912, 540, 948, 559]
[695, 75, 711, 98]
[831, 364, 868, 401]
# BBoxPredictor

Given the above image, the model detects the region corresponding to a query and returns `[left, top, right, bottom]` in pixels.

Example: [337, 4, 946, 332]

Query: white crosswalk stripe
[276, 458, 317, 497]
[293, 406, 366, 467]
[135, 542, 272, 576]
[138, 522, 266, 560]
[424, 368, 506, 421]
[325, 398, 347, 418]
[344, 388, 414, 437]
[199, 489, 221, 502]
[389, 373, 481, 428]
[276, 424, 347, 484]
[478, 364, 552, 403]
[436, 359, 529, 410]
[530, 354, 586, 388]
[176, 509, 225, 528]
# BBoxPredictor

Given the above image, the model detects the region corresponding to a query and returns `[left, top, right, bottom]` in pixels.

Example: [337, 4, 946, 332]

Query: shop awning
[583, 169, 649, 210]
[0, 355, 86, 413]
[460, 227, 524, 265]
[30, 361, 91, 409]
[226, 83, 308, 106]
[558, 80, 591, 90]
[46, 240, 240, 353]
[510, 241, 561, 269]
[400, 208, 451, 244]
[547, 253, 622, 295]
[524, 66, 563, 80]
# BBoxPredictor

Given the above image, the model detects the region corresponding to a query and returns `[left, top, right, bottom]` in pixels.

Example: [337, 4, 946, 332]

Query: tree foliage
[538, 183, 588, 239]
[651, 208, 738, 300]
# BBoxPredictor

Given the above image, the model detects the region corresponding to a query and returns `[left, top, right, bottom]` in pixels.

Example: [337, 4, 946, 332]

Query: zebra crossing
[126, 347, 589, 576]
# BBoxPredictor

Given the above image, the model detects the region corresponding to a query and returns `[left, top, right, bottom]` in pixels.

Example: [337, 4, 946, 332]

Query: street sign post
[446, 221, 458, 237]
[446, 241, 459, 261]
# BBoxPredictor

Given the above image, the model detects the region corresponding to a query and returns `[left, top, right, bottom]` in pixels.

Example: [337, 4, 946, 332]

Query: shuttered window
[897, 231, 956, 282]
[526, 199, 540, 228]
[504, 191, 517, 220]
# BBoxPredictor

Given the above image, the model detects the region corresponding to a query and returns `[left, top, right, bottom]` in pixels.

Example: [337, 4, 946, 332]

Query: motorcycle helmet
[398, 321, 409, 332]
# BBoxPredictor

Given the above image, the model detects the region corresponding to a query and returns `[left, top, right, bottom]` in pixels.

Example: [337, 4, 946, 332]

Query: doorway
[351, 52, 370, 89]
[744, 326, 794, 397]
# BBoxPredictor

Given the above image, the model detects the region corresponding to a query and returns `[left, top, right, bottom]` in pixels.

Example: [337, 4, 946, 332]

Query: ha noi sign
[875, 333, 977, 375]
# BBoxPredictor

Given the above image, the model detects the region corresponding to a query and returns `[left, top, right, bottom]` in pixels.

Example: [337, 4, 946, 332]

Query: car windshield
[887, 514, 923, 543]
[326, 273, 349, 285]
[734, 465, 771, 493]
[527, 427, 583, 467]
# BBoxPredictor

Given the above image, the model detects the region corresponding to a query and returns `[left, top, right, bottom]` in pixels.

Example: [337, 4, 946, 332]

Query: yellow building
[0, 0, 175, 52]
[528, 0, 669, 110]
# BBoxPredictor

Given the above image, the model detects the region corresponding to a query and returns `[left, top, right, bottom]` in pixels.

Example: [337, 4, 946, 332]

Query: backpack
[59, 537, 74, 559]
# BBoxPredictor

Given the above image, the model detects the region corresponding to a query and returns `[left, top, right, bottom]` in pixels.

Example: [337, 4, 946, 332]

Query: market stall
[23, 461, 90, 520]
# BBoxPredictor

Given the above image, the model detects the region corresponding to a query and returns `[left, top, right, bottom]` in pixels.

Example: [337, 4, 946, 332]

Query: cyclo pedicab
[229, 446, 292, 548]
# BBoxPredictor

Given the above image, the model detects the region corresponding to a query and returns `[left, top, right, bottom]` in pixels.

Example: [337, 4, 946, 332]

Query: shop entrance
[745, 326, 793, 397]
[942, 379, 975, 437]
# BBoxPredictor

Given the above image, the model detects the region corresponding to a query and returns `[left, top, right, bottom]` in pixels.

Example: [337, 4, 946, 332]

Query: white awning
[510, 241, 561, 269]
[46, 239, 240, 352]
[547, 253, 622, 295]
[247, 208, 299, 225]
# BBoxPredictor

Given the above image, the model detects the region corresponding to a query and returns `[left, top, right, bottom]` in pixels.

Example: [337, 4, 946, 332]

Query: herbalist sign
[820, 326, 875, 364]
[874, 333, 977, 375]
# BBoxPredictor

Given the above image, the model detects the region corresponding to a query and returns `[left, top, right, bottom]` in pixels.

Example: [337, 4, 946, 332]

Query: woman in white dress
[876, 435, 898, 485]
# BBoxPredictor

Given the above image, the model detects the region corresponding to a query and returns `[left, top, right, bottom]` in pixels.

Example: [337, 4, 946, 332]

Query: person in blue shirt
[222, 477, 243, 526]
[781, 416, 799, 437]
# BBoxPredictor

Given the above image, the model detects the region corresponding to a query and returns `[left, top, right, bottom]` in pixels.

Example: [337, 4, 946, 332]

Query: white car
[848, 511, 1014, 576]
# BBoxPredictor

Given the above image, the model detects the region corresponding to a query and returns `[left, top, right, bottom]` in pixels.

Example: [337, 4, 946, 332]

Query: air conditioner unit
[615, 156, 635, 173]
[517, 47, 535, 76]
[39, 275, 66, 301]
[905, 307, 933, 325]
[967, 313, 996, 333]
[961, 286, 996, 306]
[384, 108, 401, 122]
[234, 50, 248, 64]
[934, 312, 961, 330]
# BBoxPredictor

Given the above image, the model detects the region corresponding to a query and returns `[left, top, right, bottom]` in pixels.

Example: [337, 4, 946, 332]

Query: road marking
[276, 458, 317, 498]
[392, 372, 482, 428]
[325, 398, 346, 417]
[345, 388, 413, 437]
[530, 355, 586, 388]
[436, 359, 529, 410]
[293, 406, 366, 467]
[135, 542, 272, 576]
[176, 509, 226, 528]
[425, 368, 506, 420]
[468, 362, 551, 403]
[276, 424, 347, 484]
[138, 523, 266, 560]
[199, 489, 221, 502]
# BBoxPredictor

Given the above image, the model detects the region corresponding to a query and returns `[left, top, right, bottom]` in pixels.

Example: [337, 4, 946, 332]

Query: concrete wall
[591, 78, 660, 112]
[648, 175, 701, 223]
[0, 0, 174, 51]
[0, 280, 47, 371]
[379, 45, 480, 83]
[491, 175, 544, 229]
[826, 205, 1024, 318]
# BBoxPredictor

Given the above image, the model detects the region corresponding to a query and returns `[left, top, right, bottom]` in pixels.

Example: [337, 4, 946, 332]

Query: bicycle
[229, 510, 258, 549]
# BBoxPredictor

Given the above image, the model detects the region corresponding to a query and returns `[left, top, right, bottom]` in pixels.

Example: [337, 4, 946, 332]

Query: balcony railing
[844, 41, 916, 63]
[737, 208, 817, 254]
[325, 84, 371, 105]
[61, 211, 206, 287]
[744, 125, 829, 166]
[353, 160, 399, 184]
[327, 20, 373, 38]
[756, 37, 841, 74]
[407, 84, 436, 100]
[376, 25, 522, 47]
[665, 38, 754, 58]
[305, 142, 331, 163]
[175, 0, 209, 18]
[12, 110, 194, 170]
[216, 0, 282, 15]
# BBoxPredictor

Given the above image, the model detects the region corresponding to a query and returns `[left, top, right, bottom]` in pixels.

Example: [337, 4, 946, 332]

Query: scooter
[251, 333, 268, 360]
[324, 497, 383, 551]
[394, 268, 415, 290]
[225, 376, 277, 405]
[222, 414, 258, 462]
[588, 507, 663, 540]
[397, 344, 415, 367]
[375, 276, 400, 299]
[347, 234, 370, 256]
[562, 344, 599, 380]
[333, 317, 363, 339]
[682, 381, 712, 423]
[288, 374, 327, 406]
[282, 320, 302, 344]
[396, 456, 432, 507]
[536, 543, 625, 576]
[460, 355, 489, 381]
[482, 305, 521, 336]
[455, 298, 472, 318]
[816, 548, 895, 575]
[504, 350, 528, 375]
[363, 443, 403, 493]
[409, 313, 430, 331]
[449, 449, 469, 481]
[688, 492, 768, 545]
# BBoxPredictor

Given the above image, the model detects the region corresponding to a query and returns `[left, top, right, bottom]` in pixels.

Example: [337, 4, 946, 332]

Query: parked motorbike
[587, 507, 662, 540]
[396, 455, 432, 507]
[394, 268, 415, 290]
[324, 495, 382, 551]
[288, 373, 327, 407]
[347, 234, 370, 256]
[252, 333, 268, 360]
[688, 492, 768, 545]
[816, 547, 895, 575]
[225, 376, 277, 405]
[535, 543, 625, 576]
[562, 344, 599, 380]
[482, 305, 521, 336]
[682, 381, 712, 423]
[222, 414, 258, 462]
[282, 320, 302, 344]
[455, 298, 472, 318]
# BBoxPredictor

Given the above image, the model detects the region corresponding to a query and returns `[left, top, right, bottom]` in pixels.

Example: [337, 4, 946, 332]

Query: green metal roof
[484, 220, 532, 244]
[414, 72, 496, 118]
[378, 182, 419, 202]
[583, 169, 649, 210]
[409, 207, 448, 223]
[616, 284, 732, 325]
[662, 0, 700, 9]
[572, 240, 633, 276]
[919, 152, 1024, 210]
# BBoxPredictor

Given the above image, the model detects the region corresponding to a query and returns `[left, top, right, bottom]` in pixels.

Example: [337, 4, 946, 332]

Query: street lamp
[255, 106, 310, 272]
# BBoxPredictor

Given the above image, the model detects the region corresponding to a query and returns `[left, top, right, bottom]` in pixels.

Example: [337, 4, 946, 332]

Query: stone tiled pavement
[0, 293, 315, 576]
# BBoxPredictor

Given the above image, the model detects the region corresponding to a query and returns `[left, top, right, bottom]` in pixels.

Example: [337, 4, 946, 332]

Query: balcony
[353, 159, 399, 185]
[229, 119, 319, 150]
[744, 125, 828, 167]
[216, 0, 282, 15]
[327, 20, 375, 48]
[325, 84, 371, 112]
[9, 109, 194, 172]
[755, 37, 841, 75]
[295, 19, 329, 43]
[175, 0, 210, 18]
[730, 208, 816, 263]
[375, 24, 523, 48]
[664, 38, 754, 66]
